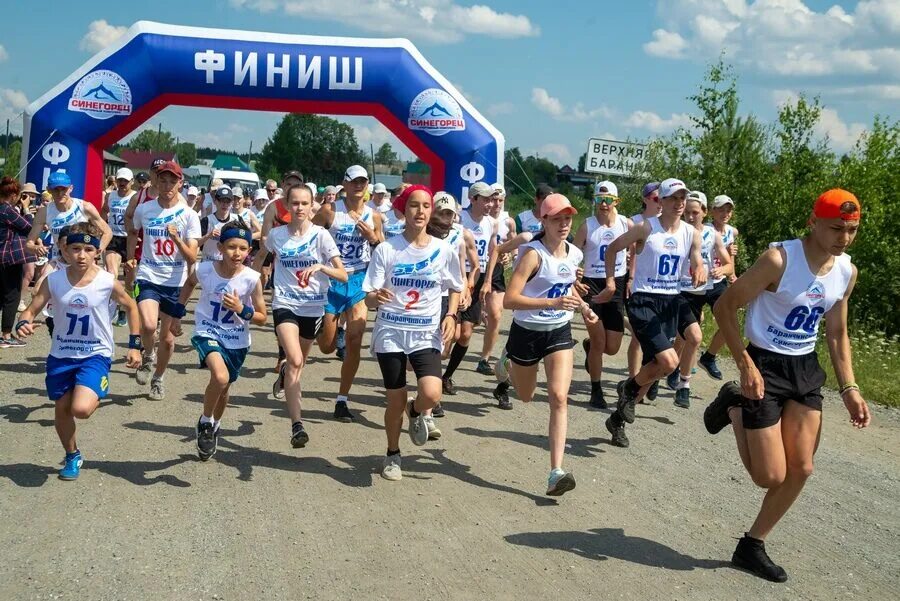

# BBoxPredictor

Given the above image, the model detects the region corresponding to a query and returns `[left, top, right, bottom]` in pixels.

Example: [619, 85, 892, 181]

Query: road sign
[585, 138, 646, 176]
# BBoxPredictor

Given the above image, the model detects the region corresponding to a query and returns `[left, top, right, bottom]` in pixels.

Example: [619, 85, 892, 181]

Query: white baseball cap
[187, 186, 199, 197]
[306, 182, 317, 196]
[344, 165, 368, 181]
[231, 186, 243, 198]
[491, 183, 506, 198]
[373, 183, 387, 194]
[594, 180, 618, 197]
[659, 178, 687, 198]
[712, 194, 735, 208]
[434, 191, 458, 214]
[254, 189, 268, 201]
[688, 190, 708, 208]
[115, 167, 133, 181]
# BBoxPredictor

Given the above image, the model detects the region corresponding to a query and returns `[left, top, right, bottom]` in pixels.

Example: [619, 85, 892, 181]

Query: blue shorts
[135, 279, 181, 317]
[46, 355, 112, 401]
[325, 270, 367, 315]
[191, 335, 248, 383]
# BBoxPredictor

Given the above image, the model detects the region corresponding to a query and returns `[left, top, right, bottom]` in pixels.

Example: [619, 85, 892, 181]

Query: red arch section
[84, 93, 446, 205]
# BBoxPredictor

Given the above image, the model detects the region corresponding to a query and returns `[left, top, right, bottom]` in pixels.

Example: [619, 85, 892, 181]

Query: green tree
[2, 140, 21, 178]
[175, 142, 197, 168]
[374, 142, 398, 166]
[128, 128, 176, 152]
[255, 114, 365, 184]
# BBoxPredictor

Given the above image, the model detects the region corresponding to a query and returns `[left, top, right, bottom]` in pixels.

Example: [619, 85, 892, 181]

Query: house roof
[103, 150, 126, 164]
[117, 149, 177, 170]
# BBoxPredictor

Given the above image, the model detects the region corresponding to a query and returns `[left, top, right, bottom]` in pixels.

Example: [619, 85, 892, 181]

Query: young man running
[596, 178, 706, 448]
[514, 183, 553, 236]
[314, 165, 384, 421]
[704, 189, 870, 582]
[199, 187, 238, 261]
[127, 161, 201, 400]
[16, 222, 141, 480]
[441, 181, 495, 394]
[100, 168, 136, 326]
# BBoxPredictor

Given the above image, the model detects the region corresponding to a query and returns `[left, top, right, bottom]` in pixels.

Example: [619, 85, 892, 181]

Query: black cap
[214, 186, 234, 200]
[282, 170, 304, 183]
[135, 171, 150, 182]
[536, 183, 554, 200]
[150, 158, 167, 170]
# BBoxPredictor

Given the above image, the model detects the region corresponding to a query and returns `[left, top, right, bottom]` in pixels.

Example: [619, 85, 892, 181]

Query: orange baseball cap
[540, 193, 577, 217]
[814, 189, 860, 221]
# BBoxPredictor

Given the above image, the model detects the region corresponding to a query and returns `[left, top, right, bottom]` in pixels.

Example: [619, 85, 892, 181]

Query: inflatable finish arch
[22, 21, 504, 207]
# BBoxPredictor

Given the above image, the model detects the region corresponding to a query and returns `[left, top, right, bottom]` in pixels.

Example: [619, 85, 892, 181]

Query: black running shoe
[475, 359, 495, 376]
[732, 534, 788, 583]
[666, 369, 680, 391]
[333, 401, 354, 423]
[197, 421, 216, 461]
[699, 352, 724, 380]
[442, 377, 456, 396]
[616, 379, 637, 424]
[432, 403, 445, 418]
[291, 422, 310, 448]
[674, 387, 691, 408]
[493, 383, 512, 409]
[646, 380, 660, 401]
[589, 385, 607, 409]
[605, 414, 629, 448]
[704, 381, 743, 434]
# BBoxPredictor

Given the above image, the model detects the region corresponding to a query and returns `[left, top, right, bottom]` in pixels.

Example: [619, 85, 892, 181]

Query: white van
[211, 169, 261, 194]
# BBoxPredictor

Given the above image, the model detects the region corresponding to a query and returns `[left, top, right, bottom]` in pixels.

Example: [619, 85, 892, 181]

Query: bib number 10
[154, 239, 176, 256]
[657, 254, 680, 276]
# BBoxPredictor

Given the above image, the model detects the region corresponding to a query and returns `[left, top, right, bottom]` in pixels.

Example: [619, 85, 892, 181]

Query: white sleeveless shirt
[381, 208, 406, 239]
[583, 214, 629, 278]
[48, 269, 115, 359]
[496, 210, 511, 245]
[47, 199, 88, 261]
[632, 217, 694, 296]
[516, 210, 543, 235]
[681, 224, 716, 294]
[459, 210, 494, 272]
[329, 200, 374, 273]
[193, 262, 260, 349]
[106, 191, 134, 237]
[712, 223, 737, 283]
[745, 239, 852, 356]
[513, 240, 583, 328]
[202, 211, 233, 261]
[266, 224, 340, 317]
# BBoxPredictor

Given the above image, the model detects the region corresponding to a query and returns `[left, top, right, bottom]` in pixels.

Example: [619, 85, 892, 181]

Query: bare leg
[153, 314, 177, 378]
[480, 291, 503, 362]
[338, 301, 368, 397]
[317, 312, 338, 354]
[201, 352, 231, 418]
[544, 350, 573, 470]
[586, 319, 607, 381]
[508, 361, 539, 402]
[384, 388, 407, 451]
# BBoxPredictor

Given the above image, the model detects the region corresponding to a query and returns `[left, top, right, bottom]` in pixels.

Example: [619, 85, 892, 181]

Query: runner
[441, 181, 495, 395]
[313, 165, 384, 421]
[514, 183, 553, 236]
[498, 193, 596, 495]
[171, 221, 266, 461]
[697, 194, 740, 379]
[574, 180, 632, 408]
[362, 185, 462, 481]
[371, 183, 406, 239]
[127, 161, 201, 400]
[15, 222, 142, 480]
[253, 184, 347, 447]
[100, 168, 136, 327]
[595, 178, 706, 448]
[231, 188, 262, 244]
[667, 191, 732, 408]
[704, 189, 870, 582]
[199, 187, 238, 261]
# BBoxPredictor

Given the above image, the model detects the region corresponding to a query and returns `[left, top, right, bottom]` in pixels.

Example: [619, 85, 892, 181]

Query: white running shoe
[495, 346, 510, 383]
[424, 416, 442, 440]
[381, 453, 402, 481]
[407, 398, 429, 447]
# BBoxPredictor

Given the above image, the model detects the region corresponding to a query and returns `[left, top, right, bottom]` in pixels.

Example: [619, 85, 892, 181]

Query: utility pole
[156, 123, 163, 152]
[4, 119, 9, 171]
[370, 143, 377, 183]
[247, 141, 253, 168]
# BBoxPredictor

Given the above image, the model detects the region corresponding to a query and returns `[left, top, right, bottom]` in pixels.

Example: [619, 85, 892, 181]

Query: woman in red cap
[705, 189, 871, 583]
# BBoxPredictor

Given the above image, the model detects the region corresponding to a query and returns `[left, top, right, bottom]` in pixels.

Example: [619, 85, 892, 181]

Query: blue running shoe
[59, 451, 83, 481]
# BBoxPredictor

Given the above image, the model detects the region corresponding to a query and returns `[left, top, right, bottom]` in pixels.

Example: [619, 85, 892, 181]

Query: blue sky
[1, 0, 896, 168]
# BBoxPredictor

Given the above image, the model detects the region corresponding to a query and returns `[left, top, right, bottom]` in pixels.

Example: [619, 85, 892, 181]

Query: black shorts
[490, 263, 506, 293]
[376, 348, 442, 390]
[273, 308, 323, 340]
[440, 296, 450, 322]
[505, 321, 575, 367]
[106, 235, 128, 256]
[460, 273, 485, 324]
[741, 345, 825, 429]
[582, 275, 627, 333]
[706, 279, 727, 307]
[680, 291, 708, 322]
[675, 293, 700, 337]
[263, 252, 274, 268]
[626, 292, 680, 365]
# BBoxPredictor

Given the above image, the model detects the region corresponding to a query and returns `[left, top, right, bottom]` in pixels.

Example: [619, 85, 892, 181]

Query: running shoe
[197, 421, 216, 461]
[148, 376, 165, 401]
[666, 369, 680, 391]
[546, 468, 576, 496]
[605, 414, 629, 448]
[272, 363, 286, 400]
[441, 377, 456, 396]
[731, 534, 788, 583]
[1, 337, 25, 348]
[674, 387, 691, 409]
[698, 352, 723, 380]
[615, 379, 638, 424]
[495, 346, 511, 383]
[493, 381, 511, 409]
[333, 401, 354, 423]
[114, 311, 127, 327]
[381, 453, 402, 481]
[589, 384, 607, 409]
[0, 338, 10, 349]
[407, 399, 428, 446]
[432, 404, 445, 418]
[475, 358, 495, 376]
[703, 381, 742, 434]
[136, 352, 153, 386]
[290, 422, 310, 448]
[646, 380, 660, 401]
[424, 415, 442, 440]
[58, 451, 83, 481]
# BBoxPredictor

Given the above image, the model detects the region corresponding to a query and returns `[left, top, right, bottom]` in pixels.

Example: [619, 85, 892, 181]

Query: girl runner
[363, 185, 462, 481]
[16, 222, 142, 480]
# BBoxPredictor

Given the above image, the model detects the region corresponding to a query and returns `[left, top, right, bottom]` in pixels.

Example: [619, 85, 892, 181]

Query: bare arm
[15, 277, 51, 336]
[711, 232, 734, 279]
[689, 226, 708, 288]
[83, 203, 113, 252]
[25, 206, 48, 256]
[312, 202, 334, 229]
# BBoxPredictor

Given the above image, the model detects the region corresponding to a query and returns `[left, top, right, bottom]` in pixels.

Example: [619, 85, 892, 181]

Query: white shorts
[370, 322, 442, 356]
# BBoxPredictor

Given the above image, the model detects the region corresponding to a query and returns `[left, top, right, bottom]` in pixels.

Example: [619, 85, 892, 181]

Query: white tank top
[381, 208, 406, 239]
[442, 224, 465, 299]
[193, 261, 261, 349]
[202, 212, 233, 261]
[583, 214, 629, 278]
[516, 210, 543, 235]
[459, 210, 494, 272]
[266, 224, 340, 317]
[363, 235, 463, 332]
[106, 191, 134, 237]
[632, 217, 694, 296]
[47, 199, 88, 261]
[745, 239, 852, 356]
[496, 210, 511, 245]
[48, 268, 115, 359]
[329, 200, 374, 273]
[712, 223, 737, 283]
[513, 240, 583, 328]
[681, 224, 716, 294]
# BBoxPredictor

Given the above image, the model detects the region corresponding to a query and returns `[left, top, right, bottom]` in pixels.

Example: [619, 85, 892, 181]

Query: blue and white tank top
[631, 217, 694, 296]
[329, 200, 374, 273]
[107, 191, 134, 237]
[712, 223, 737, 283]
[47, 199, 87, 261]
[193, 261, 261, 350]
[381, 208, 406, 239]
[681, 224, 716, 294]
[516, 210, 543, 235]
[513, 240, 583, 328]
[583, 214, 629, 278]
[48, 268, 115, 359]
[459, 210, 494, 272]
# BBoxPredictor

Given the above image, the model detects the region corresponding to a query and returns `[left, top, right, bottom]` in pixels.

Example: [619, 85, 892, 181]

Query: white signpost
[585, 138, 646, 177]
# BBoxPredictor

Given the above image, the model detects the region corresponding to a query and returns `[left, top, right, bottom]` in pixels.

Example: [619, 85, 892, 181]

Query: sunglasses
[593, 195, 617, 205]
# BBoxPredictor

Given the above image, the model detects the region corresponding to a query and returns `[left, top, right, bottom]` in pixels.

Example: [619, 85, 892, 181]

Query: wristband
[128, 335, 142, 350]
[15, 319, 30, 331]
[239, 305, 254, 321]
[444, 313, 459, 323]
[170, 302, 187, 319]
[839, 381, 858, 393]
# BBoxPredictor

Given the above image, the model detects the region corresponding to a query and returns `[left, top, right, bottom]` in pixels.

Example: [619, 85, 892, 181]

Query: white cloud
[0, 45, 8, 63]
[623, 110, 693, 133]
[80, 20, 127, 53]
[231, 0, 539, 44]
[485, 101, 515, 116]
[0, 89, 29, 133]
[831, 84, 900, 101]
[530, 88, 611, 122]
[643, 29, 688, 59]
[816, 107, 866, 152]
[535, 143, 572, 164]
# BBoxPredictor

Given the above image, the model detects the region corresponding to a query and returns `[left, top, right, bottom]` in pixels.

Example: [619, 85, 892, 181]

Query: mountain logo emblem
[69, 70, 132, 120]
[408, 88, 465, 137]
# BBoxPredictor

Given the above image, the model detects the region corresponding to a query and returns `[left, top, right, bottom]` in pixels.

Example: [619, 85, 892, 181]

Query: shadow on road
[0, 455, 194, 488]
[455, 426, 606, 458]
[505, 527, 731, 570]
[1, 394, 134, 428]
